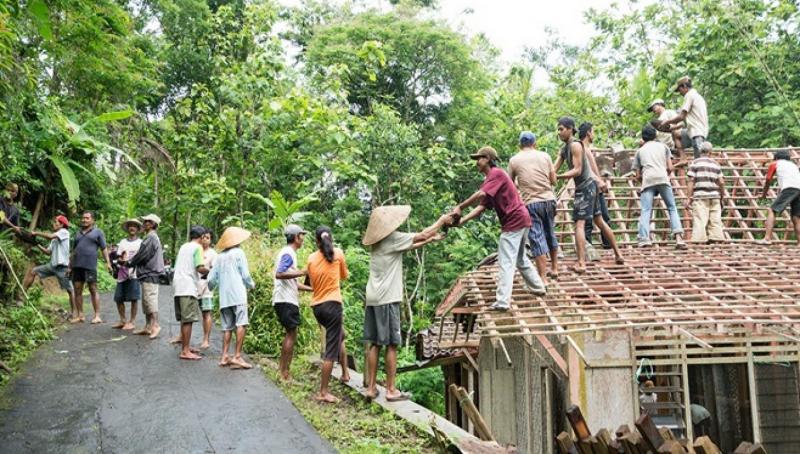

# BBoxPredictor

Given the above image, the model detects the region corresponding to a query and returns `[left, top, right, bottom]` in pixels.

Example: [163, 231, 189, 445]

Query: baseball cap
[285, 224, 308, 236]
[470, 146, 499, 161]
[648, 99, 665, 112]
[55, 215, 69, 228]
[519, 131, 536, 146]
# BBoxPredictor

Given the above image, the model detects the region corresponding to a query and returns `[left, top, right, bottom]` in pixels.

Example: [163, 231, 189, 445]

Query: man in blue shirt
[70, 211, 112, 324]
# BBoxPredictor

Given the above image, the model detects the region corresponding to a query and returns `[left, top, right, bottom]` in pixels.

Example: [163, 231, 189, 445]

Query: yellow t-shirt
[306, 248, 348, 306]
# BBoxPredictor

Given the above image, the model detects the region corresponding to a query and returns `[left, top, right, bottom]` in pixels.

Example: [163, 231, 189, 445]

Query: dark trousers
[585, 192, 612, 249]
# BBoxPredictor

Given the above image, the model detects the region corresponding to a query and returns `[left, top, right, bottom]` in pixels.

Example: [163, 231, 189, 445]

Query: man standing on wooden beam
[452, 146, 547, 305]
[658, 76, 709, 160]
[362, 206, 452, 401]
[554, 117, 625, 274]
[759, 150, 800, 245]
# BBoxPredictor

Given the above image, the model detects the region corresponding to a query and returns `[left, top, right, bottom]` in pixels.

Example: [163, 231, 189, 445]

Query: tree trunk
[29, 192, 45, 230]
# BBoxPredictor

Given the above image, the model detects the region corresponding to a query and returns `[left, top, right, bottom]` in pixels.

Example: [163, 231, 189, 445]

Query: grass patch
[255, 354, 437, 453]
[0, 288, 69, 388]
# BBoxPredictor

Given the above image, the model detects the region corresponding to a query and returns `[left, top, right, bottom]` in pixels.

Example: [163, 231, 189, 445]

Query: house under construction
[410, 148, 800, 453]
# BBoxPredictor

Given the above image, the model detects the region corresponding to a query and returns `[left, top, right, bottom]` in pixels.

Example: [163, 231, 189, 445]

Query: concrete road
[0, 286, 334, 454]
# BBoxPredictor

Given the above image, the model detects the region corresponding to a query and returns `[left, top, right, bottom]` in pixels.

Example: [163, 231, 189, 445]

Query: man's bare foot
[69, 317, 84, 324]
[199, 341, 210, 350]
[90, 316, 103, 324]
[133, 327, 151, 335]
[218, 356, 232, 367]
[364, 389, 379, 400]
[279, 372, 291, 382]
[229, 357, 253, 369]
[179, 351, 202, 360]
[169, 336, 181, 345]
[615, 256, 625, 265]
[314, 393, 340, 404]
[122, 322, 135, 330]
[339, 374, 351, 383]
[111, 321, 125, 329]
[148, 326, 161, 339]
[189, 347, 202, 354]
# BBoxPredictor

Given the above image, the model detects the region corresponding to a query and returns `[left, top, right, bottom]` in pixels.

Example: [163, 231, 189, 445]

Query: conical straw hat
[362, 205, 411, 246]
[216, 227, 251, 251]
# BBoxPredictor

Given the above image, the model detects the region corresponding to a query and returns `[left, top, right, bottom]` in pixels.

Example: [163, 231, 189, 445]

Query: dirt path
[0, 286, 334, 453]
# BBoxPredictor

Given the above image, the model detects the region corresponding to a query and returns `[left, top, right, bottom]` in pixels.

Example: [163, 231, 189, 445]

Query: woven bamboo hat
[121, 218, 142, 230]
[216, 226, 251, 251]
[362, 205, 411, 246]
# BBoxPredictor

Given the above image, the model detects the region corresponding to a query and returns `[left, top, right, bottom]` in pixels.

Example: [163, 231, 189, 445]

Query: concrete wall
[576, 330, 636, 432]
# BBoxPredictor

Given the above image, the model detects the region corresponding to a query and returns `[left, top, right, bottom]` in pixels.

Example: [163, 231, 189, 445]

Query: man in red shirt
[452, 146, 546, 311]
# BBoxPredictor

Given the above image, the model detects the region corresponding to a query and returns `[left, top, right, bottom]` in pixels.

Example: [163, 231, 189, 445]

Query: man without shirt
[452, 146, 546, 310]
[126, 214, 165, 339]
[273, 224, 312, 381]
[658, 76, 709, 159]
[172, 226, 210, 360]
[362, 206, 451, 401]
[22, 215, 76, 317]
[554, 117, 625, 273]
[508, 131, 560, 281]
[71, 211, 113, 324]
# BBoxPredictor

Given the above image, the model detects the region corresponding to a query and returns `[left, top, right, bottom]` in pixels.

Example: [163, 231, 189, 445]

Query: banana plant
[246, 190, 318, 231]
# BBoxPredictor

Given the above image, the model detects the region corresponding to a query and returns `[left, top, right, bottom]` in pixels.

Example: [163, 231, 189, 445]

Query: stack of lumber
[556, 405, 767, 454]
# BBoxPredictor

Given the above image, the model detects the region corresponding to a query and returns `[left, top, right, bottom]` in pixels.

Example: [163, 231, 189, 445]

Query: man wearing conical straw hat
[209, 226, 256, 369]
[362, 206, 453, 401]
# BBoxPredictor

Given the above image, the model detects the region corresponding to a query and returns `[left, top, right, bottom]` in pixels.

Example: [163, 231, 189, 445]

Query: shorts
[772, 187, 800, 217]
[274, 303, 301, 330]
[572, 181, 601, 222]
[363, 302, 402, 346]
[526, 200, 559, 257]
[174, 296, 200, 323]
[33, 264, 73, 292]
[114, 279, 141, 303]
[220, 305, 249, 331]
[312, 301, 344, 361]
[141, 281, 159, 315]
[71, 267, 97, 284]
[199, 297, 214, 312]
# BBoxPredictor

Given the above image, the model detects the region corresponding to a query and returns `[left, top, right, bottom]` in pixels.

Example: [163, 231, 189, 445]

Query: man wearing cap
[209, 227, 256, 369]
[22, 216, 76, 318]
[272, 224, 312, 381]
[508, 131, 560, 280]
[70, 211, 112, 325]
[172, 226, 210, 361]
[452, 146, 547, 310]
[362, 206, 452, 401]
[555, 117, 625, 273]
[112, 219, 143, 330]
[126, 214, 165, 339]
[658, 76, 709, 159]
[648, 99, 686, 156]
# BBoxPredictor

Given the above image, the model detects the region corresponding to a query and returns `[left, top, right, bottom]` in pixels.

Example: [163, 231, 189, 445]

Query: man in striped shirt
[687, 142, 725, 242]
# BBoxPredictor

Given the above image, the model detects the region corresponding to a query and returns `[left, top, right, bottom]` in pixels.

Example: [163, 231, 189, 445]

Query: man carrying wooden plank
[362, 206, 452, 400]
[452, 146, 547, 307]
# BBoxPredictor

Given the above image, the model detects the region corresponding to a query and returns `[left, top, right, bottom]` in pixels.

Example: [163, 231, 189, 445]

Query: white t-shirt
[633, 141, 672, 190]
[197, 248, 217, 299]
[775, 159, 800, 190]
[49, 228, 70, 267]
[656, 109, 680, 149]
[117, 237, 142, 281]
[272, 245, 299, 305]
[680, 88, 709, 139]
[366, 231, 415, 306]
[173, 241, 203, 298]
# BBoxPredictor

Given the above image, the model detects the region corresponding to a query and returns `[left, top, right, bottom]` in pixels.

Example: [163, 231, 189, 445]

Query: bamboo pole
[448, 384, 494, 442]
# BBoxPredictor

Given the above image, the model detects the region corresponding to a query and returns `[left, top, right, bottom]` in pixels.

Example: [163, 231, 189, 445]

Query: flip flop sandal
[386, 391, 412, 402]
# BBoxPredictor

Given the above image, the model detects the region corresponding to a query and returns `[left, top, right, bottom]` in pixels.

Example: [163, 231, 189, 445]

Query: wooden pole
[449, 384, 494, 442]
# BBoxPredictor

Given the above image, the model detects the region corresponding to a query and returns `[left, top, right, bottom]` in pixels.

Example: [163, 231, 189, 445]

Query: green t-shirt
[365, 231, 415, 306]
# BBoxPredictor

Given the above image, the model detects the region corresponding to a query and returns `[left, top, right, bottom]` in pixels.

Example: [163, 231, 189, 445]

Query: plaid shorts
[526, 200, 559, 257]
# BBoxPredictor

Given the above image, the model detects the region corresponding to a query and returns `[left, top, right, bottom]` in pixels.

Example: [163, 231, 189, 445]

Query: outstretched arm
[458, 205, 486, 226]
[409, 214, 452, 246]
